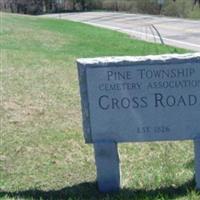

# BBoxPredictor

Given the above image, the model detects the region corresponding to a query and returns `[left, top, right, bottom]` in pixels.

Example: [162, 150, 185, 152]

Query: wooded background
[0, 0, 199, 18]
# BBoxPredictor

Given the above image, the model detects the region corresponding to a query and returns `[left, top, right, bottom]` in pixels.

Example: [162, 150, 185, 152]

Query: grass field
[1, 12, 199, 200]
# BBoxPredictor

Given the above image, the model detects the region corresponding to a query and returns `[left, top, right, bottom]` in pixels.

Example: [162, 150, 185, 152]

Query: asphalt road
[43, 12, 200, 52]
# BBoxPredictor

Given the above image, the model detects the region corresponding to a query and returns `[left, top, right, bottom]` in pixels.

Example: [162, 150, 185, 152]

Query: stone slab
[77, 53, 200, 143]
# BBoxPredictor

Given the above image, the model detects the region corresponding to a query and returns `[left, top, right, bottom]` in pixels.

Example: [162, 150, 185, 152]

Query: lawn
[1, 12, 199, 200]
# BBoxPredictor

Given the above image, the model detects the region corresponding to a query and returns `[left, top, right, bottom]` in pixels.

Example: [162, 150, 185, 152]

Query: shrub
[162, 0, 192, 18]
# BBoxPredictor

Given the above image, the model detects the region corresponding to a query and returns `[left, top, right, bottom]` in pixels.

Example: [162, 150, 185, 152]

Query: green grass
[1, 12, 199, 200]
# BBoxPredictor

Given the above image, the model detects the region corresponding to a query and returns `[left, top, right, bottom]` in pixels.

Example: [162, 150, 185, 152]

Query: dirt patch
[3, 99, 45, 124]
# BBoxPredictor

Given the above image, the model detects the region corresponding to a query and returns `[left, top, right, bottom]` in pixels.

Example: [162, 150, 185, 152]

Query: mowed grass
[0, 12, 199, 200]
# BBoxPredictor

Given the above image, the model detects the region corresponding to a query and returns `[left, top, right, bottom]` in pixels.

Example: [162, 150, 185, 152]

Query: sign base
[94, 142, 120, 192]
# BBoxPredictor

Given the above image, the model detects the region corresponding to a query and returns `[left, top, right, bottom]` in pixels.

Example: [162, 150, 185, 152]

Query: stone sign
[77, 53, 200, 192]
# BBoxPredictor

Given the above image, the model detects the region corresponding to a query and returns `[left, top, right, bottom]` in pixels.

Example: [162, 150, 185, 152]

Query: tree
[79, 0, 86, 10]
[72, 0, 92, 11]
[72, 0, 76, 10]
[173, 0, 200, 6]
[42, 0, 51, 12]
[194, 0, 200, 6]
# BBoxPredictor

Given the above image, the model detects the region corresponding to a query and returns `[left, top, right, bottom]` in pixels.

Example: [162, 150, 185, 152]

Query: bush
[162, 0, 192, 18]
[136, 0, 161, 14]
[189, 6, 200, 19]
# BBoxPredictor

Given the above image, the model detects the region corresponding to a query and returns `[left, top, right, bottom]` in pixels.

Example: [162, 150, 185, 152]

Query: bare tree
[75, 0, 92, 11]
[42, 0, 48, 12]
[194, 0, 200, 6]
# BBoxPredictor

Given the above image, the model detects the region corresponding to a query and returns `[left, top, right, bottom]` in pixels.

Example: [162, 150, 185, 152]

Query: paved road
[43, 12, 200, 52]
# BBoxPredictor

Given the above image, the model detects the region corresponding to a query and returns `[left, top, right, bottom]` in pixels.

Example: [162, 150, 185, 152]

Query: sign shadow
[0, 178, 196, 200]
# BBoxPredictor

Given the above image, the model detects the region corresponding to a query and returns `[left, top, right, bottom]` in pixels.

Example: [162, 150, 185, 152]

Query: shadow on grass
[0, 179, 198, 200]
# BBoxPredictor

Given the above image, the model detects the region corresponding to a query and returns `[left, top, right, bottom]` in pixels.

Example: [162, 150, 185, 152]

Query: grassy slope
[1, 12, 199, 200]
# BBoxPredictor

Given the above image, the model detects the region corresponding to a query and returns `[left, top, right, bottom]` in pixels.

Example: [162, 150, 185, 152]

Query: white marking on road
[84, 21, 200, 50]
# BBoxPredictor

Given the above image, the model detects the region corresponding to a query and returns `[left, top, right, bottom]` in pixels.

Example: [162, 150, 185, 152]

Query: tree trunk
[43, 0, 50, 12]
